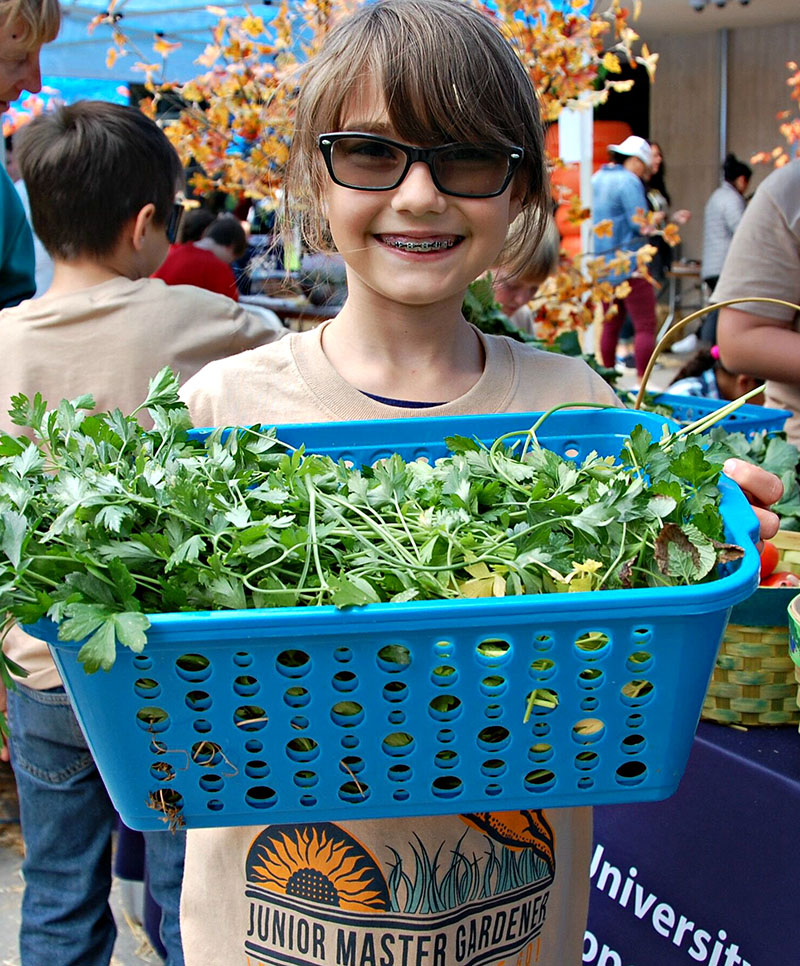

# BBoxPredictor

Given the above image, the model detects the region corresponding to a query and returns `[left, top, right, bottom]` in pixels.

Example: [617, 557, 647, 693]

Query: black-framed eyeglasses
[166, 196, 187, 244]
[318, 132, 524, 199]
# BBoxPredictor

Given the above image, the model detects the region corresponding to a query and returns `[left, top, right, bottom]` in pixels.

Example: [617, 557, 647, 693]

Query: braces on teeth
[390, 239, 455, 252]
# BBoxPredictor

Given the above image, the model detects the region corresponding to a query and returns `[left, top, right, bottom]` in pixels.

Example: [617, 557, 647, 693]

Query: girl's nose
[391, 161, 448, 215]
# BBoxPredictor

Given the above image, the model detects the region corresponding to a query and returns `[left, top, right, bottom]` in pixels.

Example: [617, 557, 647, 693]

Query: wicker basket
[702, 530, 800, 727]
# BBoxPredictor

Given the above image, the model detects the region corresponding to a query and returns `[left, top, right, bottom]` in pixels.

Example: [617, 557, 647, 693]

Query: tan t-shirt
[178, 324, 620, 966]
[712, 159, 800, 445]
[0, 275, 286, 689]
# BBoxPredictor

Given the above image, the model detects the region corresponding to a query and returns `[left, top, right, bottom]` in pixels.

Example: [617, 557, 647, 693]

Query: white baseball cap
[608, 135, 653, 167]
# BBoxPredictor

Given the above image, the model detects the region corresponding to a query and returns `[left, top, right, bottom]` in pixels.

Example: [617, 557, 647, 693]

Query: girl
[178, 3, 781, 964]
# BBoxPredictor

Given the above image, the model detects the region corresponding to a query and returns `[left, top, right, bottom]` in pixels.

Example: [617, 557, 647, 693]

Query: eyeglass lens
[329, 137, 513, 196]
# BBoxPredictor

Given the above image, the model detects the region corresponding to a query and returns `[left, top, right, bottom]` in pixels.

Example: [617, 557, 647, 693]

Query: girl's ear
[131, 203, 157, 251]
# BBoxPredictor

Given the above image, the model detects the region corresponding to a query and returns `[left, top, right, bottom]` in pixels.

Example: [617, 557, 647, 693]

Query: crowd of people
[0, 1, 794, 966]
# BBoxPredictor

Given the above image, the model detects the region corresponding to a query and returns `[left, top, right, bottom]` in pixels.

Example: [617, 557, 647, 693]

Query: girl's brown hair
[283, 0, 550, 275]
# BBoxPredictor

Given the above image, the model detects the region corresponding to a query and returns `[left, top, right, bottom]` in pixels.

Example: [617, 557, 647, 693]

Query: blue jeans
[7, 683, 186, 966]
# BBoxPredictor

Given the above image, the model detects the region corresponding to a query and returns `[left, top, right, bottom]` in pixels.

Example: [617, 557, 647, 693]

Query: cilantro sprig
[0, 369, 743, 691]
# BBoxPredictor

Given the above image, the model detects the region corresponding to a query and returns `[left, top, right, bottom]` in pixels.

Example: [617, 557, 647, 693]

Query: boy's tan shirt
[178, 323, 621, 966]
[0, 274, 285, 689]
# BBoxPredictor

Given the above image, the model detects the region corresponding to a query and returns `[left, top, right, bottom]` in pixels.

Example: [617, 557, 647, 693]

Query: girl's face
[650, 143, 663, 174]
[322, 77, 523, 317]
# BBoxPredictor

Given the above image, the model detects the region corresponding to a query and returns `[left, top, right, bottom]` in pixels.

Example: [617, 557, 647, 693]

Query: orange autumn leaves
[751, 61, 800, 170]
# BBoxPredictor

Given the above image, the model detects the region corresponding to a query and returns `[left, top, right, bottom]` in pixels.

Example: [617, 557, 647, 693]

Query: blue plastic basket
[32, 408, 760, 830]
[649, 393, 791, 437]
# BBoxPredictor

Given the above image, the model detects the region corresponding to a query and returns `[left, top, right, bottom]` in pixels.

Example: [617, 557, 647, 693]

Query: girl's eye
[341, 139, 397, 160]
[442, 146, 504, 165]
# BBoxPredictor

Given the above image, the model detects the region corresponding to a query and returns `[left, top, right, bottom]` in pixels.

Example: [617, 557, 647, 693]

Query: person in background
[699, 152, 752, 344]
[646, 140, 691, 285]
[153, 213, 247, 300]
[716, 157, 800, 447]
[0, 99, 284, 966]
[6, 133, 55, 295]
[591, 134, 660, 378]
[668, 342, 763, 402]
[177, 206, 214, 244]
[491, 213, 560, 334]
[0, 0, 60, 306]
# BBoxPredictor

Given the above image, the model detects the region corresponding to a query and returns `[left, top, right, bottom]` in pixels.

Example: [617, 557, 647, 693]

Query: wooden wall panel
[647, 31, 721, 261]
[646, 20, 800, 262]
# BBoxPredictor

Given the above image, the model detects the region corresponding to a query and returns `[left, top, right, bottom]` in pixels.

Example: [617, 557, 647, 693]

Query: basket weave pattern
[703, 531, 800, 727]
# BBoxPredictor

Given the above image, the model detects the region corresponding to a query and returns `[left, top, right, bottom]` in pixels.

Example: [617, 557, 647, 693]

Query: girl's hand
[723, 458, 783, 542]
[672, 208, 691, 225]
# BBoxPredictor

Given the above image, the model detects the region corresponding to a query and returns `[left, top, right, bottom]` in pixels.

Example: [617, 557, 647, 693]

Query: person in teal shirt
[1, 161, 35, 306]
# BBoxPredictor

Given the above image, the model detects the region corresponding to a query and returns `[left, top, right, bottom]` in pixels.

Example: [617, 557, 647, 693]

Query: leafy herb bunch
[0, 370, 742, 685]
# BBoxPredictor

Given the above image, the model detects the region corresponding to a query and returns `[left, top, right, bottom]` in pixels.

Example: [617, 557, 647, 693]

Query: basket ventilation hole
[300, 795, 318, 807]
[524, 688, 559, 717]
[331, 702, 364, 727]
[382, 681, 408, 702]
[615, 761, 648, 785]
[477, 725, 510, 750]
[575, 751, 600, 771]
[150, 762, 175, 782]
[381, 732, 414, 756]
[149, 740, 167, 756]
[291, 715, 309, 730]
[193, 719, 212, 734]
[293, 770, 319, 788]
[572, 718, 606, 744]
[377, 644, 412, 673]
[136, 707, 170, 733]
[621, 734, 646, 755]
[432, 776, 463, 798]
[276, 650, 311, 678]
[339, 756, 364, 775]
[481, 758, 507, 777]
[207, 799, 224, 812]
[191, 741, 222, 767]
[245, 760, 270, 779]
[434, 749, 459, 769]
[626, 713, 645, 729]
[528, 743, 553, 763]
[286, 737, 319, 762]
[524, 769, 556, 792]
[529, 658, 556, 680]
[233, 651, 253, 668]
[185, 690, 212, 712]
[393, 789, 410, 802]
[134, 678, 161, 698]
[175, 654, 211, 682]
[432, 665, 458, 687]
[234, 705, 268, 731]
[533, 634, 554, 652]
[480, 675, 507, 696]
[626, 651, 654, 673]
[341, 735, 359, 750]
[338, 781, 370, 803]
[428, 695, 462, 720]
[574, 632, 610, 660]
[233, 675, 260, 697]
[199, 774, 224, 793]
[578, 668, 604, 689]
[132, 655, 153, 670]
[620, 679, 655, 707]
[245, 739, 263, 753]
[434, 640, 454, 657]
[485, 783, 503, 796]
[332, 671, 358, 692]
[388, 710, 406, 725]
[476, 639, 511, 666]
[334, 647, 353, 663]
[387, 764, 413, 782]
[246, 786, 278, 808]
[283, 686, 310, 708]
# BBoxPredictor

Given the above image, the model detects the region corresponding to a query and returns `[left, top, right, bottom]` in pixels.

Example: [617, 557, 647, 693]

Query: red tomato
[759, 540, 780, 581]
[761, 571, 800, 588]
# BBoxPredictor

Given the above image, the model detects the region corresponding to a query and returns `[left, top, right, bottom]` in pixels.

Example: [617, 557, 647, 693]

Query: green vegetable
[0, 368, 744, 695]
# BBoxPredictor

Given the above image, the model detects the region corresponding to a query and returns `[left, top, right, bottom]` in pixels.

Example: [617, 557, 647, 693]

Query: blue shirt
[591, 163, 649, 285]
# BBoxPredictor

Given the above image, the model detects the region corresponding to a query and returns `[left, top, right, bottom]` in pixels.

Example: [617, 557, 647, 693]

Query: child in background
[668, 343, 764, 402]
[178, 2, 782, 963]
[0, 100, 285, 966]
[154, 213, 248, 300]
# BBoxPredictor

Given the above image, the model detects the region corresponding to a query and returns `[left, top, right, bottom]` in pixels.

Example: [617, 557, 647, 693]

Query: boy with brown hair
[0, 99, 283, 965]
